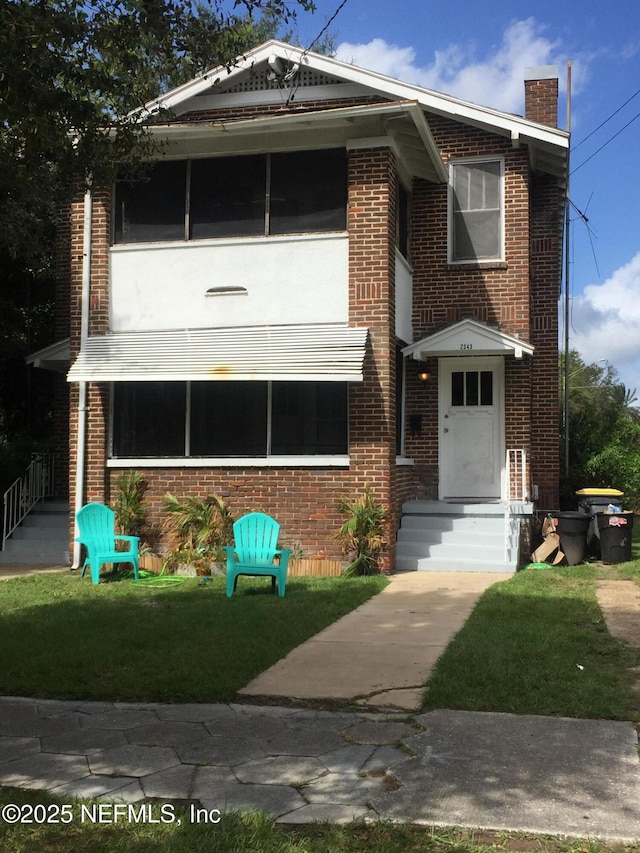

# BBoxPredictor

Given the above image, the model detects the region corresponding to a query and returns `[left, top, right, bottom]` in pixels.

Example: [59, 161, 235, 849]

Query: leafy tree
[0, 0, 316, 266]
[0, 0, 317, 476]
[586, 419, 640, 510]
[560, 349, 640, 507]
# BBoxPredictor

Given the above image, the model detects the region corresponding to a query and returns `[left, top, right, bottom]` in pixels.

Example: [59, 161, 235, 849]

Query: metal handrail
[2, 454, 56, 550]
[504, 448, 527, 562]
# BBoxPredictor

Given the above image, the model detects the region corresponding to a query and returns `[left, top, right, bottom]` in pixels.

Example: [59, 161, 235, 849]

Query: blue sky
[289, 0, 640, 393]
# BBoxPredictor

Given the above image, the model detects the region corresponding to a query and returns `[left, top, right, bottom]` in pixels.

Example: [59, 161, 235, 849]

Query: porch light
[417, 365, 431, 382]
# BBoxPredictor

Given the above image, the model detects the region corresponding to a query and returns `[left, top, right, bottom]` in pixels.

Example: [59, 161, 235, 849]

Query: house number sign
[459, 343, 473, 350]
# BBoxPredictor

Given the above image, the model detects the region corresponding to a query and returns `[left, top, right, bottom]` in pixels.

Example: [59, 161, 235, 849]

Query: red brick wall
[64, 105, 562, 565]
[68, 148, 400, 568]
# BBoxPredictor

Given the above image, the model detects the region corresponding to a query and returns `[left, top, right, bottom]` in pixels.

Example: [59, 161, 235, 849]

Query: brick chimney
[524, 65, 559, 128]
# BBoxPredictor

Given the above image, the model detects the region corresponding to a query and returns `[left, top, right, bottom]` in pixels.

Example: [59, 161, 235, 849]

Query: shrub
[335, 486, 387, 576]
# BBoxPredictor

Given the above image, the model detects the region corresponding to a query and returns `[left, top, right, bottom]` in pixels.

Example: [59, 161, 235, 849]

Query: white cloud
[570, 252, 640, 393]
[335, 18, 584, 113]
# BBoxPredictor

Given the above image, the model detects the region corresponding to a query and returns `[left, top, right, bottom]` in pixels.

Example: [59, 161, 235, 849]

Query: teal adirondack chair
[224, 512, 291, 597]
[75, 503, 140, 584]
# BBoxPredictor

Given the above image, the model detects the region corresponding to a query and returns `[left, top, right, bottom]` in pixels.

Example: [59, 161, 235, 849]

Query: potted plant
[335, 486, 387, 576]
[162, 493, 233, 576]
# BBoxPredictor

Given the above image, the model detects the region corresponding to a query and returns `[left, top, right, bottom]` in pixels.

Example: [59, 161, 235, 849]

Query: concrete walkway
[1, 570, 640, 841]
[241, 571, 504, 710]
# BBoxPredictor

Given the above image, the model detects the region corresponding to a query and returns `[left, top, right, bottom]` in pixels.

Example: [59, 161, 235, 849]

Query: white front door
[439, 357, 504, 500]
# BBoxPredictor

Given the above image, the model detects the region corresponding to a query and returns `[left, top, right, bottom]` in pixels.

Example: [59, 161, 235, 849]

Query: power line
[286, 0, 350, 105]
[571, 108, 640, 174]
[572, 85, 640, 152]
[306, 0, 350, 53]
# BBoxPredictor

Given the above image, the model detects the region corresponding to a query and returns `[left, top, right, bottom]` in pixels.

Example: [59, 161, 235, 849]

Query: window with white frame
[449, 158, 503, 263]
[111, 381, 348, 459]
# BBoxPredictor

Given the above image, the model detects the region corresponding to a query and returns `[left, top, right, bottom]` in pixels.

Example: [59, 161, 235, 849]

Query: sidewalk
[1, 570, 640, 841]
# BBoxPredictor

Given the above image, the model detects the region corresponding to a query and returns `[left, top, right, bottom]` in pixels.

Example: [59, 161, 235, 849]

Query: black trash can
[597, 512, 634, 564]
[549, 512, 590, 566]
[576, 489, 624, 557]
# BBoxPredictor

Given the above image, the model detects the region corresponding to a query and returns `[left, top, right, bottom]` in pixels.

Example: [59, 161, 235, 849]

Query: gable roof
[139, 40, 568, 179]
[403, 320, 535, 359]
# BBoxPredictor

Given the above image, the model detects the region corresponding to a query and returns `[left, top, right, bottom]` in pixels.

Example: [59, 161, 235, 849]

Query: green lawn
[421, 563, 640, 721]
[0, 571, 386, 703]
[1, 788, 635, 853]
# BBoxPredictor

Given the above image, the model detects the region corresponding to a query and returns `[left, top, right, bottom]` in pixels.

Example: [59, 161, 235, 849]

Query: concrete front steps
[0, 500, 70, 564]
[396, 501, 523, 573]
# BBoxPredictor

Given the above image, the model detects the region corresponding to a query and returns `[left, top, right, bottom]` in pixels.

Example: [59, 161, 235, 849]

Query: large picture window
[449, 158, 503, 262]
[111, 381, 348, 458]
[113, 149, 347, 244]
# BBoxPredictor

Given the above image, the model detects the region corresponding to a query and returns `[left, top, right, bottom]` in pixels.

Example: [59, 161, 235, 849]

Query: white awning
[67, 324, 369, 383]
[403, 319, 534, 360]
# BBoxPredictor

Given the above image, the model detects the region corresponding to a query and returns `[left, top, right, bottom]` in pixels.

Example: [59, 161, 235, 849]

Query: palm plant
[110, 471, 160, 554]
[335, 486, 387, 576]
[163, 493, 234, 574]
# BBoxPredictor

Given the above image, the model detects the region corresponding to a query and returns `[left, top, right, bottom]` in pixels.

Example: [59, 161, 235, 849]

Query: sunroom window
[113, 149, 347, 244]
[111, 381, 348, 458]
[449, 158, 503, 262]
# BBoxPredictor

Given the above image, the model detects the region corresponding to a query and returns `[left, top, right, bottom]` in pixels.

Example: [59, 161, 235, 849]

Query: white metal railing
[2, 454, 56, 550]
[504, 448, 528, 562]
[506, 448, 528, 502]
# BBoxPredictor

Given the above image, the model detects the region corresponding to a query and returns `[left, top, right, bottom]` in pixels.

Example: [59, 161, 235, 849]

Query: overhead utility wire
[571, 108, 640, 174]
[286, 0, 350, 105]
[306, 0, 350, 53]
[572, 85, 640, 152]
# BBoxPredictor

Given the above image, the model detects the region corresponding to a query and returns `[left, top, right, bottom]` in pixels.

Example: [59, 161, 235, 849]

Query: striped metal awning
[67, 324, 369, 383]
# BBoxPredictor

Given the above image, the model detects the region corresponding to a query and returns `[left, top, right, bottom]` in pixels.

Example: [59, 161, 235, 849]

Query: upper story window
[113, 149, 347, 245]
[449, 158, 503, 263]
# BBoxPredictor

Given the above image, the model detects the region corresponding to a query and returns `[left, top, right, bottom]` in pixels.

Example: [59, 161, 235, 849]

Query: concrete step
[398, 529, 502, 548]
[397, 540, 505, 562]
[1, 502, 70, 564]
[396, 555, 516, 573]
[396, 500, 517, 573]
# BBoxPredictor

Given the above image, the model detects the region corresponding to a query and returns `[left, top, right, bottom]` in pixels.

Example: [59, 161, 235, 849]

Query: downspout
[71, 185, 92, 568]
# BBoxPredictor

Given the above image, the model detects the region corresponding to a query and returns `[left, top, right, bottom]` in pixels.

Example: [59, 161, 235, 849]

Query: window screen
[190, 382, 268, 455]
[111, 381, 348, 457]
[271, 382, 348, 454]
[112, 382, 186, 456]
[451, 160, 502, 261]
[114, 162, 186, 244]
[269, 149, 347, 235]
[190, 156, 266, 239]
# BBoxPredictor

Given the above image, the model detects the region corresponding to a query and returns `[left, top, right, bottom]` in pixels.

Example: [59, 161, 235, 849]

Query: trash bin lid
[575, 488, 624, 496]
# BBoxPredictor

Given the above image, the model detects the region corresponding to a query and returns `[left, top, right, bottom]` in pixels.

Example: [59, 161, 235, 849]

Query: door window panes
[451, 371, 494, 406]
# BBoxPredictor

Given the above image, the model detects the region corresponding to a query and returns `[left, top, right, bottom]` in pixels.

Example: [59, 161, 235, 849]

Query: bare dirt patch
[596, 579, 640, 649]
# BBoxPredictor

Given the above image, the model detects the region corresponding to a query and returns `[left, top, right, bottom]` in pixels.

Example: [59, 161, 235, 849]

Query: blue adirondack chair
[224, 512, 291, 597]
[75, 503, 140, 584]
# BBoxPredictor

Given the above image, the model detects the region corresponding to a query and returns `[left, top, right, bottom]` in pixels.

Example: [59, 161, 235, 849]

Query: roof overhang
[26, 338, 70, 373]
[403, 320, 534, 360]
[67, 324, 369, 383]
[140, 100, 447, 183]
[139, 40, 568, 182]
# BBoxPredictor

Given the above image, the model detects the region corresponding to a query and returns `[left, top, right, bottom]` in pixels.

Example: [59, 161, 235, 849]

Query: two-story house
[51, 40, 568, 572]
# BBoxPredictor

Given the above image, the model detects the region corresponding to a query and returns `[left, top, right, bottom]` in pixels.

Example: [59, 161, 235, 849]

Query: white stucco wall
[395, 251, 413, 344]
[109, 233, 349, 331]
